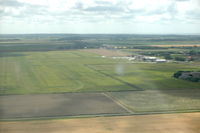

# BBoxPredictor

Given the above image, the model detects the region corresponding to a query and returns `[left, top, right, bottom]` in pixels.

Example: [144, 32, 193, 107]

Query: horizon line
[0, 33, 200, 35]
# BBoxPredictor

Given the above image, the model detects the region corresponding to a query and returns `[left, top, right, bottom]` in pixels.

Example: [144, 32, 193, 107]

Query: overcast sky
[0, 0, 200, 34]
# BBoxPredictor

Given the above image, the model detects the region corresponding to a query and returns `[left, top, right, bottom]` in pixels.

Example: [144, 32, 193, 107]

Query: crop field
[0, 49, 200, 122]
[1, 112, 200, 133]
[1, 89, 199, 119]
[0, 34, 200, 133]
[150, 44, 200, 47]
[107, 89, 200, 113]
[0, 93, 128, 119]
[1, 50, 200, 95]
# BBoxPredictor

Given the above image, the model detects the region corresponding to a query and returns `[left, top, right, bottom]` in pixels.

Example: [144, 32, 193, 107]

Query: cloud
[95, 0, 114, 5]
[0, 0, 23, 7]
[84, 6, 123, 12]
[0, 0, 48, 18]
[175, 0, 190, 2]
[0, 0, 199, 34]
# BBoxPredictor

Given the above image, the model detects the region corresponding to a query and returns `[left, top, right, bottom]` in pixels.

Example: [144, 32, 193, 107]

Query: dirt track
[1, 112, 200, 133]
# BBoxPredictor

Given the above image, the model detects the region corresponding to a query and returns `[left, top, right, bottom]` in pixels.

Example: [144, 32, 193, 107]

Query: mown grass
[108, 89, 200, 112]
[0, 50, 199, 95]
[91, 63, 200, 90]
[0, 51, 133, 94]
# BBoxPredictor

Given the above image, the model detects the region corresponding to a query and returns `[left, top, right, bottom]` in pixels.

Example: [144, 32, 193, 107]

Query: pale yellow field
[1, 112, 200, 133]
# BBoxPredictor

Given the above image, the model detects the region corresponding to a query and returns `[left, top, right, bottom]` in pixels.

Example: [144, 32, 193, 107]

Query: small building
[134, 55, 145, 61]
[156, 59, 167, 63]
[143, 56, 157, 62]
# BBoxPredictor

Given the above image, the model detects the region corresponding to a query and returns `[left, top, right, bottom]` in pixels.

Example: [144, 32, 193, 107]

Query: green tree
[175, 57, 185, 61]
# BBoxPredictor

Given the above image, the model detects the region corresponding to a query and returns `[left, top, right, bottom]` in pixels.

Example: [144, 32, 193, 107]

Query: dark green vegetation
[1, 34, 200, 62]
[173, 71, 200, 82]
[1, 34, 200, 52]
[123, 46, 200, 62]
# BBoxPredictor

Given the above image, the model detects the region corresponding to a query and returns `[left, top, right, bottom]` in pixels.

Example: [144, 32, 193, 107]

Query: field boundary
[1, 109, 199, 122]
[102, 93, 133, 113]
[85, 64, 143, 91]
[1, 90, 200, 121]
[1, 88, 199, 96]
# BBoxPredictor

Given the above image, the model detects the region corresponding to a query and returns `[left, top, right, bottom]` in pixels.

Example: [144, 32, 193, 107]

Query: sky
[0, 0, 200, 34]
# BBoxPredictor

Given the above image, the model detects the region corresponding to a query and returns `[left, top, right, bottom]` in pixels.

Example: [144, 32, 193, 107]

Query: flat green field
[0, 50, 199, 94]
[91, 63, 200, 90]
[0, 51, 134, 94]
[108, 89, 200, 113]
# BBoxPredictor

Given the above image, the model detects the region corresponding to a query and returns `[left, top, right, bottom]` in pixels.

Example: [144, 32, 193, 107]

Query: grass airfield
[0, 50, 199, 94]
[0, 49, 200, 133]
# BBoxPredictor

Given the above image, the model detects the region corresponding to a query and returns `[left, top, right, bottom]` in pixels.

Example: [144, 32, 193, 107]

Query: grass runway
[0, 50, 199, 95]
[0, 49, 200, 119]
